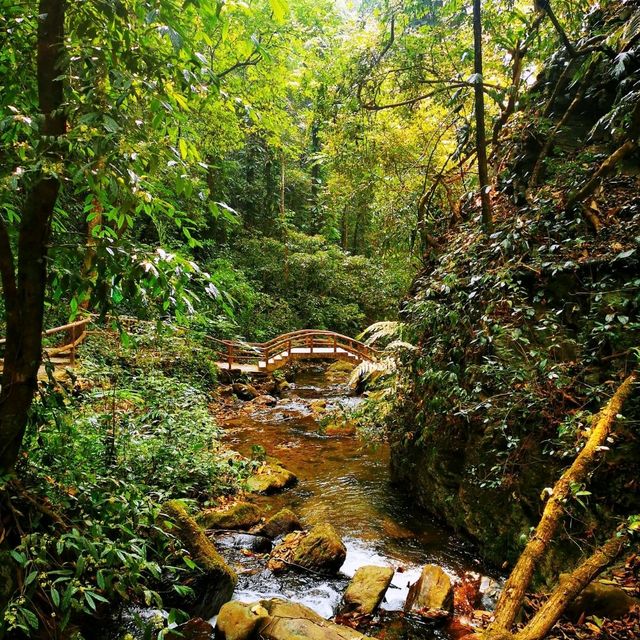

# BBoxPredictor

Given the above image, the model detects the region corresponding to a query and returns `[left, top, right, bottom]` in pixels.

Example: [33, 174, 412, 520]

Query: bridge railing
[0, 318, 91, 364]
[207, 329, 377, 370]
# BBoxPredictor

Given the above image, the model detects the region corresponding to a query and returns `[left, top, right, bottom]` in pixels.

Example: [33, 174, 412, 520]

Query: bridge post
[310, 334, 314, 354]
[227, 343, 233, 368]
[333, 334, 337, 354]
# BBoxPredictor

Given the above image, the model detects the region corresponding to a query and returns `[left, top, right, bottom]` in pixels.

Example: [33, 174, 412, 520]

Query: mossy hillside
[390, 1, 640, 579]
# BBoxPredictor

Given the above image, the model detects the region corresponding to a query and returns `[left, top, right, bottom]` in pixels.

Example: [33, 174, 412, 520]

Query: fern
[357, 321, 404, 346]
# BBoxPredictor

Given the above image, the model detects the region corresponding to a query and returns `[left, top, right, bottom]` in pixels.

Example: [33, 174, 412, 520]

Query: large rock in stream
[404, 564, 453, 617]
[269, 523, 347, 574]
[246, 459, 297, 494]
[253, 508, 303, 539]
[216, 599, 376, 640]
[341, 565, 395, 616]
[161, 500, 237, 618]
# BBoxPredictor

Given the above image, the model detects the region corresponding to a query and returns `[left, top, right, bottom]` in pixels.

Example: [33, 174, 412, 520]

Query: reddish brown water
[218, 368, 484, 629]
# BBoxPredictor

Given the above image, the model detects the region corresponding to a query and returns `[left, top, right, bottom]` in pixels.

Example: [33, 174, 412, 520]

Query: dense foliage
[2, 0, 640, 637]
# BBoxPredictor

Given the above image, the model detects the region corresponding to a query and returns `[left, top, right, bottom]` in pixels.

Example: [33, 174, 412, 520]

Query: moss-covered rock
[232, 383, 260, 400]
[341, 565, 395, 616]
[161, 500, 237, 617]
[291, 523, 346, 573]
[565, 578, 640, 621]
[216, 601, 270, 640]
[253, 508, 302, 539]
[246, 459, 297, 494]
[197, 501, 262, 530]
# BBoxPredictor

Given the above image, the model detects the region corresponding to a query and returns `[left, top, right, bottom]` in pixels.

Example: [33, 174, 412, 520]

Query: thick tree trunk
[0, 0, 66, 474]
[487, 373, 637, 635]
[472, 0, 492, 232]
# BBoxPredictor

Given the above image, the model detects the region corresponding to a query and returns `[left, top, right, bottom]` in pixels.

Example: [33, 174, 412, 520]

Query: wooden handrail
[0, 317, 90, 347]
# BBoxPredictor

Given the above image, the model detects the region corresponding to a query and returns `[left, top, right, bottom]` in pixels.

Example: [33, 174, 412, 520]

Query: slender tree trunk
[473, 0, 492, 232]
[0, 0, 66, 474]
[513, 532, 628, 640]
[488, 373, 637, 635]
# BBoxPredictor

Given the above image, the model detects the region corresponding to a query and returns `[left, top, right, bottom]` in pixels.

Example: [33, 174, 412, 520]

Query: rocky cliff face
[390, 1, 640, 581]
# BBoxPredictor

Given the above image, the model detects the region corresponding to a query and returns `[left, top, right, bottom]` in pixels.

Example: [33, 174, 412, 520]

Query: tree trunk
[0, 0, 66, 474]
[473, 0, 492, 232]
[487, 373, 637, 635]
[513, 532, 628, 640]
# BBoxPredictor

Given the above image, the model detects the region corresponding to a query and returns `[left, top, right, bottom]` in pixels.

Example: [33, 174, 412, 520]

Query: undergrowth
[1, 326, 244, 639]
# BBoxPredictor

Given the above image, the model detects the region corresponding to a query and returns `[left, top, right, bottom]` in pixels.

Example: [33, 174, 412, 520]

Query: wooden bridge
[210, 329, 378, 374]
[1, 322, 376, 378]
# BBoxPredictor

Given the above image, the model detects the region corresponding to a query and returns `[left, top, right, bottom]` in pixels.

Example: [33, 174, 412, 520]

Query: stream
[215, 366, 490, 639]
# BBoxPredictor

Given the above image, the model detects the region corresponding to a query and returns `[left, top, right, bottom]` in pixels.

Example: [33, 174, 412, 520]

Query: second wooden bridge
[210, 329, 378, 373]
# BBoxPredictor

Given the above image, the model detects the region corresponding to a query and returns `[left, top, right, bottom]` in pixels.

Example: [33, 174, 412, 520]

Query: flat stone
[405, 564, 453, 616]
[342, 565, 395, 615]
[166, 617, 213, 640]
[259, 598, 375, 640]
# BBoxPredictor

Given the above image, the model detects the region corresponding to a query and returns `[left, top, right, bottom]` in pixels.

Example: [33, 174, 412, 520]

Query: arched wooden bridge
[210, 329, 378, 373]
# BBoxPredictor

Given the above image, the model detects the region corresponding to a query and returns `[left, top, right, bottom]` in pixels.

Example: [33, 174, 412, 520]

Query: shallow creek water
[215, 368, 488, 638]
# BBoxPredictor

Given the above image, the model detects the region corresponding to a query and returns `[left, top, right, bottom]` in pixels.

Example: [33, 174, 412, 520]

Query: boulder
[161, 500, 237, 618]
[478, 575, 501, 610]
[253, 508, 303, 539]
[216, 601, 270, 640]
[405, 564, 453, 617]
[291, 523, 346, 573]
[232, 383, 260, 400]
[565, 578, 640, 620]
[197, 502, 262, 530]
[261, 380, 278, 395]
[259, 598, 375, 640]
[167, 618, 213, 640]
[341, 565, 395, 615]
[246, 459, 297, 494]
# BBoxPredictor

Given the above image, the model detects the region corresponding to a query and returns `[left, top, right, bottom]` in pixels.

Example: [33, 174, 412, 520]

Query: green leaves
[269, 0, 289, 22]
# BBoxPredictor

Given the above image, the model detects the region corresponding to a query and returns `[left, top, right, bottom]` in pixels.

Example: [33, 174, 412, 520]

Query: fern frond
[357, 321, 403, 346]
[349, 357, 396, 386]
[384, 340, 417, 352]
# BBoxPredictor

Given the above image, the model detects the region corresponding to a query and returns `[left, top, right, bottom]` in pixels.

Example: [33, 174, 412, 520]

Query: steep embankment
[390, 2, 640, 579]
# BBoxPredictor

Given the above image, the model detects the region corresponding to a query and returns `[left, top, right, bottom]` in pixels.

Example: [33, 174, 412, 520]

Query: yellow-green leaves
[269, 0, 289, 23]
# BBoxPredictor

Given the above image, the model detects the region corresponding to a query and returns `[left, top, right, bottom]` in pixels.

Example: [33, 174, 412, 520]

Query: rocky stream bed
[202, 365, 499, 640]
